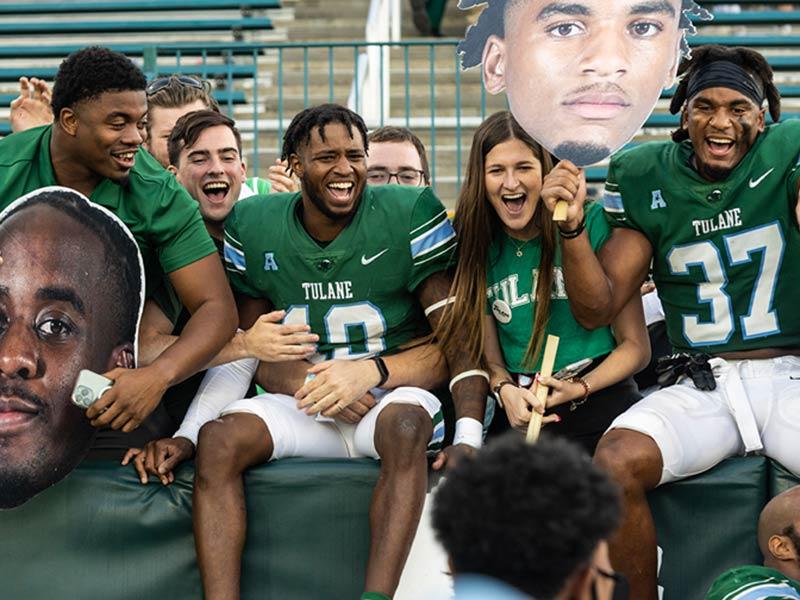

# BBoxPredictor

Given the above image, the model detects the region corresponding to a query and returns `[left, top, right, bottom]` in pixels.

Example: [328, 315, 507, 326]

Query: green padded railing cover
[649, 456, 768, 600]
[0, 458, 379, 600]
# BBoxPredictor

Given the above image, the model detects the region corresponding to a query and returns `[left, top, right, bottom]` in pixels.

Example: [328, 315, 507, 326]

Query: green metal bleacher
[0, 18, 272, 36]
[0, 0, 277, 137]
[0, 64, 256, 83]
[0, 0, 279, 14]
[692, 10, 800, 26]
[0, 41, 265, 58]
[692, 35, 800, 48]
[0, 90, 245, 109]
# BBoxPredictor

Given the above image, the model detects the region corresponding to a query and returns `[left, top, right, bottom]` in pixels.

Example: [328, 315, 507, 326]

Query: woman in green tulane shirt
[437, 112, 649, 454]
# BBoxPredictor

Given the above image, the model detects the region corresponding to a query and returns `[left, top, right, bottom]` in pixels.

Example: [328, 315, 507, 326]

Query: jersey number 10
[284, 302, 388, 359]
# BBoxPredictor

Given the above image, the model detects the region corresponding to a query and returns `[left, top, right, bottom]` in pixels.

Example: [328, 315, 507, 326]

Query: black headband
[685, 60, 764, 106]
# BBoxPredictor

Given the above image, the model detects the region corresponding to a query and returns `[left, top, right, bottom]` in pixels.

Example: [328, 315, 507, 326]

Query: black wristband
[371, 356, 390, 388]
[558, 215, 586, 239]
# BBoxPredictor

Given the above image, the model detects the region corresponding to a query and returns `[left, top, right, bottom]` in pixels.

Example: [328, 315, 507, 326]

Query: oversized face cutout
[464, 0, 703, 166]
[0, 187, 143, 509]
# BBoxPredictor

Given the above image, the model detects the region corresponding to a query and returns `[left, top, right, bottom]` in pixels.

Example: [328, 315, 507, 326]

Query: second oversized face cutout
[466, 0, 693, 166]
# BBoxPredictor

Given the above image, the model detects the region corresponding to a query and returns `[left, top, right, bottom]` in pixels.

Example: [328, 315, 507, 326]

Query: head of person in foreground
[432, 433, 625, 599]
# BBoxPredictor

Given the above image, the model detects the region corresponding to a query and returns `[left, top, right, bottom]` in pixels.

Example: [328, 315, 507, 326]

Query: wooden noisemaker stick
[526, 334, 560, 444]
[552, 200, 569, 222]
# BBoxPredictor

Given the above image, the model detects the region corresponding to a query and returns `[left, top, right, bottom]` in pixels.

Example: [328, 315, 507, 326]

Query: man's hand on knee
[295, 359, 382, 417]
[336, 392, 377, 424]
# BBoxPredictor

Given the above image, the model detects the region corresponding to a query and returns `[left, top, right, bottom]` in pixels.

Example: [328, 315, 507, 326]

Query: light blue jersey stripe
[603, 190, 624, 212]
[727, 584, 800, 600]
[431, 421, 445, 445]
[411, 219, 456, 258]
[223, 241, 246, 272]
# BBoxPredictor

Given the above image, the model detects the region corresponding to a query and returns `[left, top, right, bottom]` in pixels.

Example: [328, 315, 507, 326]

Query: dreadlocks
[281, 104, 369, 171]
[670, 45, 781, 142]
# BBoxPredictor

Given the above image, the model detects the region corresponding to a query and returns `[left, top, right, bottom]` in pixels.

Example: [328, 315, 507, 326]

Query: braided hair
[281, 104, 369, 173]
[669, 45, 780, 142]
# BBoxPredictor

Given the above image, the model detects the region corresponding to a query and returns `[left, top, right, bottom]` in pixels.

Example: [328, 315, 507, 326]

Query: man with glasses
[367, 126, 430, 188]
[433, 434, 627, 599]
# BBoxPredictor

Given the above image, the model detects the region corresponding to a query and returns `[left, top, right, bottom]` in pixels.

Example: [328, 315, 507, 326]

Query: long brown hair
[436, 111, 555, 371]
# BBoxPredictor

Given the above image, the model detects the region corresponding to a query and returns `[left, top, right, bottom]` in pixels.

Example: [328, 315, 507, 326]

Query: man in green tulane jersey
[177, 105, 487, 600]
[706, 486, 800, 599]
[541, 45, 800, 599]
[0, 47, 238, 438]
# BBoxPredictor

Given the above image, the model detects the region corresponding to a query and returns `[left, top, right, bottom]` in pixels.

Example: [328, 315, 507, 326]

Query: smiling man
[0, 47, 237, 442]
[0, 187, 142, 509]
[168, 110, 246, 242]
[459, 0, 711, 166]
[539, 45, 800, 599]
[161, 104, 487, 600]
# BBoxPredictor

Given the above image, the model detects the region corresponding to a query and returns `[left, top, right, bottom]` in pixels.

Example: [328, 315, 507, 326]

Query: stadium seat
[649, 456, 800, 600]
[692, 35, 800, 49]
[691, 10, 800, 26]
[0, 458, 379, 600]
[0, 42, 266, 59]
[0, 0, 280, 14]
[0, 64, 257, 83]
[0, 18, 272, 36]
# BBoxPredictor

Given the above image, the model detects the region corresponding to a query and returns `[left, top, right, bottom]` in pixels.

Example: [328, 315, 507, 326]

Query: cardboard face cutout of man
[459, 0, 712, 166]
[0, 187, 144, 509]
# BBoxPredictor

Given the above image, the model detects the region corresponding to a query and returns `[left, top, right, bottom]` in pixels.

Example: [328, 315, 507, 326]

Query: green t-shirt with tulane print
[486, 202, 615, 374]
[604, 119, 800, 354]
[223, 185, 457, 359]
[0, 124, 217, 321]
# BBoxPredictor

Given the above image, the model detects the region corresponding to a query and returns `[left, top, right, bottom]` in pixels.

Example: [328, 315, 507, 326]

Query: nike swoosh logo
[749, 168, 774, 188]
[361, 249, 388, 266]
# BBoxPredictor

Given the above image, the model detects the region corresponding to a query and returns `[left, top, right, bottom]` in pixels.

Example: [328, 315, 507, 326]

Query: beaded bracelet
[568, 376, 591, 411]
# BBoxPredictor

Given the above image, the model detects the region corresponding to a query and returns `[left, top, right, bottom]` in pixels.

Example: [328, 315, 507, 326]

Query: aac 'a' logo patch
[263, 252, 279, 271]
[650, 189, 667, 210]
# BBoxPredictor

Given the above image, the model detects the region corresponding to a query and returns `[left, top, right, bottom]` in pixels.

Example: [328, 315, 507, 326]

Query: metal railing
[142, 39, 495, 203]
[140, 4, 800, 202]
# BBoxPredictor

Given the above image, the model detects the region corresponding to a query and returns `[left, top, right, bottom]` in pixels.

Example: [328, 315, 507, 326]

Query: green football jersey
[604, 120, 800, 353]
[0, 124, 217, 321]
[223, 185, 456, 359]
[486, 202, 615, 373]
[705, 565, 800, 600]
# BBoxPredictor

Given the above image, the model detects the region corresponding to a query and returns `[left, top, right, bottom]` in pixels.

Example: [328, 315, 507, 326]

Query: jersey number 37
[667, 222, 784, 346]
